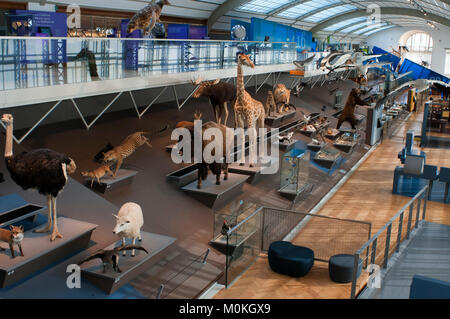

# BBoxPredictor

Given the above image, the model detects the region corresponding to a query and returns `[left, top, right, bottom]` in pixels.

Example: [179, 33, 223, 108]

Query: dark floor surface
[0, 77, 372, 298]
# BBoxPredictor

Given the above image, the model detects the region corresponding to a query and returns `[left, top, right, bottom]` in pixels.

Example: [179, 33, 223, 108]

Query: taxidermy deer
[175, 110, 202, 129]
[81, 165, 114, 187]
[0, 225, 24, 258]
[192, 77, 237, 126]
[127, 0, 170, 36]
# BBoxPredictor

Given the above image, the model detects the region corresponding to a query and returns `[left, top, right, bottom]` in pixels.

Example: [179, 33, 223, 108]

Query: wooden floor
[214, 108, 450, 299]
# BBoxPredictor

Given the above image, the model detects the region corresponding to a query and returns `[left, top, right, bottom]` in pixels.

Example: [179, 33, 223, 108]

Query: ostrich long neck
[236, 59, 245, 102]
[4, 122, 13, 158]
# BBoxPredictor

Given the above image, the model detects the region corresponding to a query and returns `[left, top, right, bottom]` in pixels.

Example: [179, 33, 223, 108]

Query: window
[445, 49, 450, 76]
[403, 32, 433, 67]
[236, 0, 294, 14]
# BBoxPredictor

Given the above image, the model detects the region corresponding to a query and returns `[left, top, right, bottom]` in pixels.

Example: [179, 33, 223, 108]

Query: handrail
[355, 185, 428, 255]
[0, 35, 297, 44]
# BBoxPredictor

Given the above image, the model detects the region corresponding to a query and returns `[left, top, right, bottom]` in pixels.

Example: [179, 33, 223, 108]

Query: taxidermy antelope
[192, 77, 237, 126]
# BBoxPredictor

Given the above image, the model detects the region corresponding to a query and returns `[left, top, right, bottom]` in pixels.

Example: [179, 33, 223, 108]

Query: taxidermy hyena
[127, 0, 171, 36]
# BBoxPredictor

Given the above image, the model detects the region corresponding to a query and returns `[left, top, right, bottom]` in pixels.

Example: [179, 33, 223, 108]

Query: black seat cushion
[328, 254, 362, 283]
[268, 241, 314, 277]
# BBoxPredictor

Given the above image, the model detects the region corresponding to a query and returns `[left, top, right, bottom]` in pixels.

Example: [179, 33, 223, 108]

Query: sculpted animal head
[66, 158, 77, 174]
[126, 21, 138, 34]
[9, 225, 24, 243]
[192, 78, 220, 98]
[238, 53, 255, 68]
[1, 114, 13, 125]
[103, 150, 117, 163]
[112, 214, 132, 235]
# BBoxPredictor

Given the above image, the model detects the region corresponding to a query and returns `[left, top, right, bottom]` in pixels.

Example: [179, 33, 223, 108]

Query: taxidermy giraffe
[127, 0, 170, 36]
[192, 78, 237, 126]
[234, 53, 266, 167]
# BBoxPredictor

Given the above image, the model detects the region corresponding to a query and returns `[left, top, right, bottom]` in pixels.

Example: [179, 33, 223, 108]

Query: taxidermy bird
[293, 54, 316, 68]
[221, 220, 231, 236]
[1, 114, 77, 241]
[278, 132, 294, 143]
[78, 245, 148, 273]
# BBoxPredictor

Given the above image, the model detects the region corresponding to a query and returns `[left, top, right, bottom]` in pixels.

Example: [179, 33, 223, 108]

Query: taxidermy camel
[234, 53, 266, 167]
[1, 114, 77, 241]
[127, 0, 170, 36]
[78, 245, 148, 273]
[192, 78, 237, 126]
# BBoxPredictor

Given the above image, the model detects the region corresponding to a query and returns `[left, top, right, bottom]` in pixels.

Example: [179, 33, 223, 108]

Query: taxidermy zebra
[78, 245, 148, 273]
[126, 0, 171, 36]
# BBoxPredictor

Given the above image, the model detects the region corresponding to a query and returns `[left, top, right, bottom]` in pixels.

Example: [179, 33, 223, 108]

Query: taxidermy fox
[81, 165, 114, 187]
[0, 225, 24, 258]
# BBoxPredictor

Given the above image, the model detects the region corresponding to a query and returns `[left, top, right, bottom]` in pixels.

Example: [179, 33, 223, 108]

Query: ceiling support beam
[310, 7, 450, 34]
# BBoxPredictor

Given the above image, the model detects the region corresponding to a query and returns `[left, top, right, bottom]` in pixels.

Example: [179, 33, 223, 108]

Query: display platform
[278, 183, 314, 201]
[274, 139, 298, 153]
[265, 110, 296, 127]
[307, 141, 326, 152]
[314, 149, 342, 170]
[299, 128, 316, 138]
[333, 141, 357, 153]
[0, 194, 46, 231]
[0, 217, 97, 288]
[228, 156, 279, 184]
[80, 231, 176, 295]
[325, 129, 341, 140]
[181, 173, 249, 209]
[166, 165, 198, 188]
[84, 169, 138, 193]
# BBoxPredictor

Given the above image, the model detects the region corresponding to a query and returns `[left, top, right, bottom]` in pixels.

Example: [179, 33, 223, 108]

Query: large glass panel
[0, 37, 297, 91]
[303, 4, 356, 23]
[237, 0, 294, 14]
[277, 0, 340, 19]
[324, 17, 367, 32]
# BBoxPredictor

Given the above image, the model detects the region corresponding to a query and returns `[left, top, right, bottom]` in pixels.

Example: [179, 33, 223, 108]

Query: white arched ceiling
[26, 0, 450, 37]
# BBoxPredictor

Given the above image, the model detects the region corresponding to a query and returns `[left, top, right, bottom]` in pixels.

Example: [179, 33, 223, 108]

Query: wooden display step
[80, 231, 176, 295]
[84, 169, 138, 193]
[0, 194, 46, 231]
[0, 217, 97, 288]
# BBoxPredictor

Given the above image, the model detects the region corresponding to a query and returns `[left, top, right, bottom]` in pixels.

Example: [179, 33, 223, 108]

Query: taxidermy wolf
[78, 245, 148, 273]
[127, 0, 171, 36]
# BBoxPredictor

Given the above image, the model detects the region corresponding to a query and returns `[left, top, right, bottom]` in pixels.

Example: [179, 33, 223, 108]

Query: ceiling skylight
[339, 21, 370, 33]
[324, 17, 367, 31]
[237, 0, 294, 14]
[304, 4, 356, 22]
[362, 25, 395, 36]
[354, 23, 388, 35]
[277, 0, 340, 19]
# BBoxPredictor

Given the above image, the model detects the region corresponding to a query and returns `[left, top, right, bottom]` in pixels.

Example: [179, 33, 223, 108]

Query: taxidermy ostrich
[1, 114, 77, 241]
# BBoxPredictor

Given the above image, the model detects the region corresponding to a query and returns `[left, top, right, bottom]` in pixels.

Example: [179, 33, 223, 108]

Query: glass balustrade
[0, 37, 297, 91]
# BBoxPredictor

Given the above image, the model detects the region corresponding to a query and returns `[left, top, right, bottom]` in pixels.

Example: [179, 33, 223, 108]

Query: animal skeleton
[293, 54, 316, 68]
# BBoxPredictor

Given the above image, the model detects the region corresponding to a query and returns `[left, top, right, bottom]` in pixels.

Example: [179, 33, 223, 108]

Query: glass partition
[0, 37, 297, 91]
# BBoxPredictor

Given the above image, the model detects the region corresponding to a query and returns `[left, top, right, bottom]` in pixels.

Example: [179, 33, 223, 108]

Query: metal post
[397, 212, 404, 252]
[202, 248, 210, 264]
[422, 189, 428, 220]
[415, 198, 421, 228]
[128, 91, 140, 117]
[87, 91, 123, 129]
[71, 98, 89, 129]
[406, 203, 414, 240]
[350, 253, 359, 299]
[370, 238, 377, 266]
[155, 285, 164, 299]
[140, 86, 169, 117]
[383, 225, 392, 269]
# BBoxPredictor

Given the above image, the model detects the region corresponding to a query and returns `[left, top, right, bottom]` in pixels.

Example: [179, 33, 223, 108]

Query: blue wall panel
[230, 19, 251, 41]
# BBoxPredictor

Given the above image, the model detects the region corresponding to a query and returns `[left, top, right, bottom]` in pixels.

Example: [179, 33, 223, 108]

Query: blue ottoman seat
[268, 241, 314, 277]
[329, 254, 362, 283]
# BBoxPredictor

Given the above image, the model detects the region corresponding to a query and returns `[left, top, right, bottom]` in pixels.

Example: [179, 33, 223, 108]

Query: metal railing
[0, 36, 297, 91]
[223, 204, 372, 287]
[350, 185, 429, 299]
